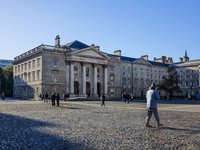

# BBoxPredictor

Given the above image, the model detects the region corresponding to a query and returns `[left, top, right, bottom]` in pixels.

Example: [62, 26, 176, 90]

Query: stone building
[13, 36, 200, 99]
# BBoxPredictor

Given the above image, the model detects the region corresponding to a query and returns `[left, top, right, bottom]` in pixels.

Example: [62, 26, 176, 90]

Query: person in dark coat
[44, 92, 48, 103]
[51, 92, 56, 106]
[100, 94, 105, 107]
[56, 92, 60, 106]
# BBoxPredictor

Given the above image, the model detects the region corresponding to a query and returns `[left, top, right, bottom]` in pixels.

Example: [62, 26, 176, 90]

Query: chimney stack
[55, 35, 60, 47]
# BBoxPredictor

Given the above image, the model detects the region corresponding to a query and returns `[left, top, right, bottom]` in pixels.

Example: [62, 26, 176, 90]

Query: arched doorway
[97, 82, 101, 97]
[86, 82, 90, 97]
[74, 81, 79, 95]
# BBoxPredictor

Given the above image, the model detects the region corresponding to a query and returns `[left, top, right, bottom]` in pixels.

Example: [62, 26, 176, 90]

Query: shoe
[157, 123, 163, 127]
[145, 122, 152, 127]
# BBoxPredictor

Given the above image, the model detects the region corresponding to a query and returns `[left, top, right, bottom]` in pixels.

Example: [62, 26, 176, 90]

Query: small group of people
[122, 93, 133, 103]
[38, 92, 49, 103]
[63, 93, 70, 101]
[1, 92, 5, 100]
[51, 92, 60, 106]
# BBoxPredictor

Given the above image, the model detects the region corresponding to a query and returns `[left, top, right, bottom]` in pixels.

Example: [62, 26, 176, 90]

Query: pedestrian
[131, 93, 133, 101]
[37, 93, 39, 101]
[44, 92, 48, 103]
[67, 93, 70, 101]
[122, 93, 124, 102]
[100, 94, 105, 107]
[145, 82, 163, 127]
[56, 92, 60, 106]
[51, 92, 56, 106]
[1, 92, 5, 100]
[63, 93, 67, 101]
[42, 93, 45, 101]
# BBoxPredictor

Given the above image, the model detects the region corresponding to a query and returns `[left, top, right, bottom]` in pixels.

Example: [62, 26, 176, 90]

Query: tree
[2, 66, 13, 96]
[158, 67, 181, 98]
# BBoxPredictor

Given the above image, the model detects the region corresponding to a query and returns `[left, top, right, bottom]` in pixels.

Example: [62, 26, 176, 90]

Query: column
[82, 62, 86, 97]
[93, 64, 98, 97]
[70, 61, 74, 97]
[65, 61, 70, 93]
[104, 65, 108, 95]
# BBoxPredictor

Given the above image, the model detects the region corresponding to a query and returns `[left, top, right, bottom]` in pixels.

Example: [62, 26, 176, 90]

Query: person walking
[145, 82, 163, 127]
[51, 92, 56, 106]
[100, 94, 105, 107]
[56, 92, 60, 106]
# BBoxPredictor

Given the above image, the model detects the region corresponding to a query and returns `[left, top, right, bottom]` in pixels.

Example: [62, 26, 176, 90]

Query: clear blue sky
[1, 0, 200, 62]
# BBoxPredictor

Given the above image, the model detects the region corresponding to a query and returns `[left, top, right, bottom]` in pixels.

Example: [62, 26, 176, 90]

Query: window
[97, 68, 100, 77]
[54, 61, 58, 67]
[28, 73, 31, 81]
[37, 70, 40, 80]
[110, 75, 114, 81]
[74, 66, 78, 76]
[110, 67, 114, 72]
[21, 64, 23, 72]
[28, 62, 31, 70]
[15, 66, 17, 73]
[18, 65, 20, 72]
[24, 74, 27, 82]
[32, 60, 35, 68]
[25, 63, 27, 71]
[32, 71, 35, 81]
[123, 78, 126, 85]
[86, 67, 89, 77]
[123, 72, 125, 76]
[37, 59, 40, 67]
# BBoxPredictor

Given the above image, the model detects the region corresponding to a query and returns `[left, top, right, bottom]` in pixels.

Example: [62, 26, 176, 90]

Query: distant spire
[185, 49, 187, 57]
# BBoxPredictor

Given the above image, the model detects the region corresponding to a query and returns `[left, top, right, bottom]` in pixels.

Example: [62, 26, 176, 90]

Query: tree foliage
[0, 66, 13, 96]
[158, 67, 181, 97]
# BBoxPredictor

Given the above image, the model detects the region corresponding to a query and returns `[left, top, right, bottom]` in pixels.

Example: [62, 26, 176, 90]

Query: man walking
[145, 82, 163, 127]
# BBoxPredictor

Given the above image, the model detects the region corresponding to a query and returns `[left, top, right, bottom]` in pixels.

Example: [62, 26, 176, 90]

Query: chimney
[141, 55, 148, 61]
[94, 45, 100, 50]
[55, 35, 60, 47]
[162, 56, 166, 63]
[179, 57, 183, 62]
[114, 50, 121, 56]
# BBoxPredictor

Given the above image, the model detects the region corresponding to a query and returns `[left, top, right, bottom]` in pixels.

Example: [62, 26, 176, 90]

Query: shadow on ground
[0, 113, 91, 149]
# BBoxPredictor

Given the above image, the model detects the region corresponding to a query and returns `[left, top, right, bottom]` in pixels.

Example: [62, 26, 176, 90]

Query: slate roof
[108, 54, 169, 67]
[63, 40, 89, 49]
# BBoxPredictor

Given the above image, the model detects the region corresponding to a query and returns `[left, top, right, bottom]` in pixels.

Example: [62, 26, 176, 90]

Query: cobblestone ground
[0, 99, 200, 149]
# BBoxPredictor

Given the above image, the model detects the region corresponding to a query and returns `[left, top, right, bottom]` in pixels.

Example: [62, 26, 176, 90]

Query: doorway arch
[86, 82, 90, 97]
[97, 82, 101, 97]
[74, 81, 79, 95]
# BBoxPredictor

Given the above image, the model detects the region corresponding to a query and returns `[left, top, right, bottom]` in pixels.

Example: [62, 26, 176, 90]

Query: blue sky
[0, 0, 200, 62]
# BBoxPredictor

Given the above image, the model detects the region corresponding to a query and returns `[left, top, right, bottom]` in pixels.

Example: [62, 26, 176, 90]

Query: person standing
[44, 92, 48, 103]
[1, 92, 5, 100]
[56, 92, 60, 106]
[145, 83, 163, 127]
[51, 92, 56, 106]
[100, 94, 105, 107]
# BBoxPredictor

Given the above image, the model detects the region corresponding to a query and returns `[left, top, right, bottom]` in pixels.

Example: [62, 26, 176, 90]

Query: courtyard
[0, 98, 200, 149]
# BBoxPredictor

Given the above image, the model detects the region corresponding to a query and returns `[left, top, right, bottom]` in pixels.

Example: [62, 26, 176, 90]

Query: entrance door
[97, 82, 101, 97]
[74, 81, 79, 95]
[86, 82, 90, 97]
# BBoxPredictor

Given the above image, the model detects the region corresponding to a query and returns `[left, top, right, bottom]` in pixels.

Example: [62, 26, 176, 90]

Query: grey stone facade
[13, 36, 200, 99]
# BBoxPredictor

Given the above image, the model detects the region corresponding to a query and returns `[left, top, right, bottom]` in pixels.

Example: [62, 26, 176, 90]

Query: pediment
[71, 47, 109, 60]
[133, 58, 152, 66]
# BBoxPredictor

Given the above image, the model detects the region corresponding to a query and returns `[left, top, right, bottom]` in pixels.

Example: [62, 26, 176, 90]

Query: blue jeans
[146, 108, 160, 123]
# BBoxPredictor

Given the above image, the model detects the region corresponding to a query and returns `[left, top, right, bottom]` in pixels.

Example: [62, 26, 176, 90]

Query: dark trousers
[52, 100, 55, 106]
[101, 100, 105, 106]
[57, 100, 59, 106]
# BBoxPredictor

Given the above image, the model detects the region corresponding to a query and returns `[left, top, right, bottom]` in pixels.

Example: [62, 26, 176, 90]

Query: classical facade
[13, 36, 200, 99]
